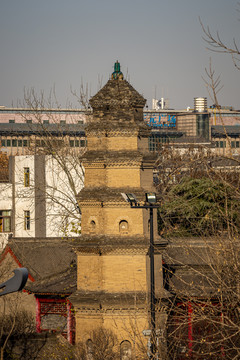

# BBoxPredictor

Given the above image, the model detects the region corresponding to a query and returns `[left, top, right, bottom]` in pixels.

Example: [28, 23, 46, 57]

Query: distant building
[211, 125, 240, 155]
[209, 108, 240, 126]
[1, 101, 240, 156]
[0, 107, 87, 124]
[0, 122, 86, 156]
[0, 154, 83, 249]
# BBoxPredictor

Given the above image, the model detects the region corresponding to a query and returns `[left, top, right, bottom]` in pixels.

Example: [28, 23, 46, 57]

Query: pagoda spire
[111, 60, 123, 80]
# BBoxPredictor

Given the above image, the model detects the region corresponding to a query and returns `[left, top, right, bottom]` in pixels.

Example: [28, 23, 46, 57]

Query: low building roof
[212, 125, 240, 137]
[0, 123, 85, 136]
[1, 237, 78, 295]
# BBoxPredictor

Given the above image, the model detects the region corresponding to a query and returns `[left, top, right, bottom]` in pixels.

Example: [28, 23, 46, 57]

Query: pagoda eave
[77, 187, 148, 203]
[70, 290, 147, 309]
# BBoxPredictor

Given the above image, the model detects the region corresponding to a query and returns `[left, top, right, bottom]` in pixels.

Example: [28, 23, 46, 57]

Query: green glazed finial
[112, 60, 123, 80]
[114, 61, 121, 73]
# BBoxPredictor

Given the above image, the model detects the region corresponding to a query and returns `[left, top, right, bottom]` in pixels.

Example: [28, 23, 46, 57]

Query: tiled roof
[90, 79, 146, 108]
[212, 125, 240, 136]
[0, 123, 85, 136]
[3, 237, 78, 294]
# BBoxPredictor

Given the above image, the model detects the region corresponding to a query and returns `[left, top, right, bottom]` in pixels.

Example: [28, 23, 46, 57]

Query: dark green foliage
[158, 176, 240, 236]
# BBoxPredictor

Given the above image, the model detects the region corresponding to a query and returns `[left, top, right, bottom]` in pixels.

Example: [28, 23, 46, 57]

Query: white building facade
[0, 154, 84, 248]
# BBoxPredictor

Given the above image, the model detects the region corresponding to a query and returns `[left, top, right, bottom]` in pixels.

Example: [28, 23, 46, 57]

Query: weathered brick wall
[77, 253, 147, 293]
[107, 136, 138, 151]
[106, 168, 141, 188]
[84, 167, 106, 186]
[75, 310, 148, 346]
[80, 206, 145, 236]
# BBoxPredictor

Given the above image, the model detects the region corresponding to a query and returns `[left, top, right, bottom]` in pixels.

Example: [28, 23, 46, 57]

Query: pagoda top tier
[89, 61, 146, 111]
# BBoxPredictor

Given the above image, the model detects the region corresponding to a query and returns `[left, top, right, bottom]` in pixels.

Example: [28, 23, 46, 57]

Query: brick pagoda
[71, 62, 162, 354]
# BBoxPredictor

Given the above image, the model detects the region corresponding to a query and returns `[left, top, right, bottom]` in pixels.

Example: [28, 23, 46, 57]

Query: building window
[60, 120, 66, 125]
[24, 211, 30, 230]
[149, 136, 156, 151]
[43, 120, 49, 125]
[148, 135, 168, 152]
[18, 139, 22, 147]
[23, 139, 29, 147]
[119, 220, 129, 234]
[24, 167, 30, 187]
[1, 139, 6, 147]
[86, 339, 93, 358]
[219, 141, 226, 148]
[120, 341, 132, 360]
[236, 141, 240, 148]
[26, 119, 32, 124]
[0, 211, 11, 232]
[9, 119, 15, 123]
[80, 140, 86, 147]
[90, 220, 96, 233]
[40, 140, 46, 147]
[12, 139, 17, 147]
[7, 139, 11, 147]
[69, 139, 83, 147]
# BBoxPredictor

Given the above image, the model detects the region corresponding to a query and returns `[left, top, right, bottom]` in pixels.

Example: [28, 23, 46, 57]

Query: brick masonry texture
[73, 76, 157, 348]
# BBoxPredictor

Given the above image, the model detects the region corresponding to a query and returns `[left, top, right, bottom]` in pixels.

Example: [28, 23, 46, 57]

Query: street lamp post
[122, 192, 159, 359]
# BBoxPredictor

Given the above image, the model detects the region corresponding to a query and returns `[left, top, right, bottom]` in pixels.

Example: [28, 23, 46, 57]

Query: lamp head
[145, 192, 157, 204]
[121, 193, 139, 204]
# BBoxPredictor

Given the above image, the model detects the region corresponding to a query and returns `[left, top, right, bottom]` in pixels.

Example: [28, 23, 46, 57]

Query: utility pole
[122, 192, 159, 359]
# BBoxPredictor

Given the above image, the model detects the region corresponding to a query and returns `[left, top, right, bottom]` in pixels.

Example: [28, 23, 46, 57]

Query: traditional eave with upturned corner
[1, 237, 77, 343]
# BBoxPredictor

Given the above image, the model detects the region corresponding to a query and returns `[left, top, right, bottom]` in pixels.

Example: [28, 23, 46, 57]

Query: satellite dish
[157, 99, 166, 109]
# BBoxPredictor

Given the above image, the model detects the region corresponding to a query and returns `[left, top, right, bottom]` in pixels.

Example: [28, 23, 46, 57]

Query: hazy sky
[1, 0, 240, 110]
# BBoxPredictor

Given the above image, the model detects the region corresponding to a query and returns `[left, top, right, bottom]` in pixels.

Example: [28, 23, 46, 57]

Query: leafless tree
[0, 262, 36, 360]
[200, 5, 240, 70]
[14, 88, 88, 237]
[155, 144, 240, 359]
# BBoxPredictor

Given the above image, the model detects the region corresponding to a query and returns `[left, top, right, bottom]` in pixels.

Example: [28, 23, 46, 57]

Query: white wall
[0, 182, 13, 249]
[0, 154, 84, 240]
[12, 155, 84, 238]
